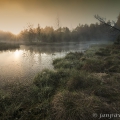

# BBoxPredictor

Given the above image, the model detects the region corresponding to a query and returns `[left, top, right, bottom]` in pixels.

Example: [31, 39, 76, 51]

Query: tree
[95, 14, 120, 44]
[56, 15, 60, 30]
[116, 13, 120, 29]
[36, 24, 41, 42]
[94, 15, 120, 32]
[25, 23, 35, 43]
[61, 27, 71, 42]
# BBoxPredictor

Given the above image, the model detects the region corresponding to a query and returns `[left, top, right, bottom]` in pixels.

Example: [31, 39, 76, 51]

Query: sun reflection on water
[14, 50, 23, 59]
[41, 53, 47, 56]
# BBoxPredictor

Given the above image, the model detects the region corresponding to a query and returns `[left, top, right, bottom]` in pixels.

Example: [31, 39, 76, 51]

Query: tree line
[17, 23, 112, 43]
[0, 14, 120, 43]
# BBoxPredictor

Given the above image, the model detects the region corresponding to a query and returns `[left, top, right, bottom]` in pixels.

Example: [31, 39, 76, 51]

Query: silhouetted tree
[27, 24, 35, 42]
[116, 13, 120, 29]
[95, 14, 120, 44]
[36, 24, 41, 42]
[94, 15, 120, 32]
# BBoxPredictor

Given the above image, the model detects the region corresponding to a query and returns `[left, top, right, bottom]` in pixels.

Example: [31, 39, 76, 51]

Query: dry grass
[0, 43, 120, 120]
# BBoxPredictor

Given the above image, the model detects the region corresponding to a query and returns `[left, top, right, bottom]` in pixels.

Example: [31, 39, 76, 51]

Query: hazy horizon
[0, 0, 120, 34]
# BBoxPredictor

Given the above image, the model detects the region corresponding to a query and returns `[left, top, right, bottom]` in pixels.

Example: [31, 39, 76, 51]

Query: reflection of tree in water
[21, 44, 82, 54]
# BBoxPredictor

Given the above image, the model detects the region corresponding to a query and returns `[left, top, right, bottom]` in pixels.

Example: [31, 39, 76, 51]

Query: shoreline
[0, 41, 120, 120]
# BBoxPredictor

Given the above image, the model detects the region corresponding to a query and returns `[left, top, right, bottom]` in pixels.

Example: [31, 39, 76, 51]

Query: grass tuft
[1, 43, 120, 119]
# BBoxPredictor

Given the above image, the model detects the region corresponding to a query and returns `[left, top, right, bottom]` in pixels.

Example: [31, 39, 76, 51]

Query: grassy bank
[0, 43, 20, 51]
[0, 43, 120, 120]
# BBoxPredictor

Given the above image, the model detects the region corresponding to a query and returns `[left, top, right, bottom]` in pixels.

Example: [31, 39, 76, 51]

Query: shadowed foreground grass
[0, 43, 120, 120]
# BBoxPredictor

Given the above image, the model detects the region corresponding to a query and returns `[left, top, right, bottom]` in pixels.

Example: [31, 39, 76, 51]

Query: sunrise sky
[0, 0, 120, 34]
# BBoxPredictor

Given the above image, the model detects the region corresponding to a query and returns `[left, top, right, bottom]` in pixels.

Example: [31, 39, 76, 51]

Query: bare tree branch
[94, 15, 120, 32]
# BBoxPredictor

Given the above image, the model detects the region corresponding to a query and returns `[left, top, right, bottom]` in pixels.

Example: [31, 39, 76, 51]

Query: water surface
[0, 41, 110, 86]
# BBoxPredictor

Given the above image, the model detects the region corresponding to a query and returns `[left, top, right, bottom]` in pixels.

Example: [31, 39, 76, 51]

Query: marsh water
[0, 41, 110, 86]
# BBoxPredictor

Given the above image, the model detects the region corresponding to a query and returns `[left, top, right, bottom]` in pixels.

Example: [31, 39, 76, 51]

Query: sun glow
[14, 50, 23, 59]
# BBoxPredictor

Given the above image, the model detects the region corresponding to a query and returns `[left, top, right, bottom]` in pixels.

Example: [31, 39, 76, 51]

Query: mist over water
[0, 40, 111, 87]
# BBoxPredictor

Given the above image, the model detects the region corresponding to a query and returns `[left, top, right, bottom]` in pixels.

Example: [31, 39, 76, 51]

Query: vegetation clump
[0, 42, 120, 120]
